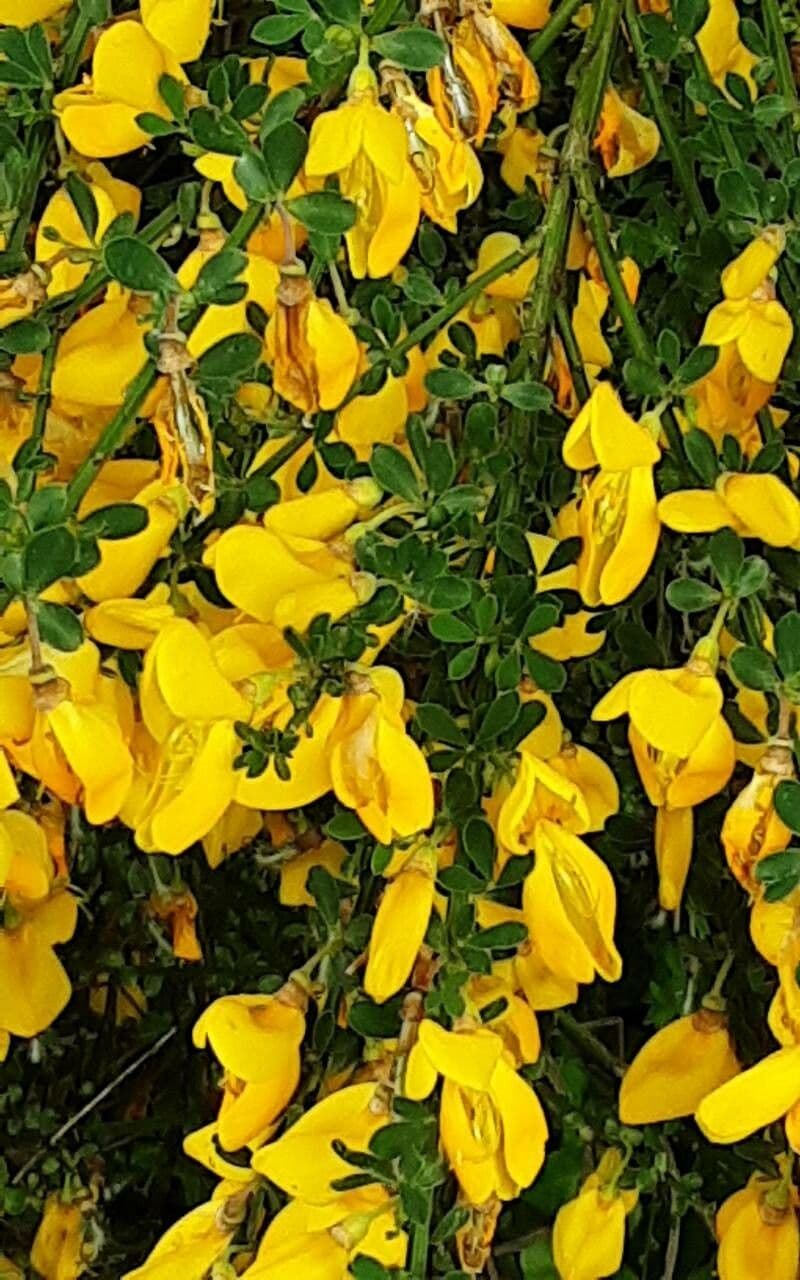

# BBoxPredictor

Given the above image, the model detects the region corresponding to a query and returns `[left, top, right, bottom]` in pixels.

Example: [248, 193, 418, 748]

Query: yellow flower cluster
[3, 0, 799, 1276]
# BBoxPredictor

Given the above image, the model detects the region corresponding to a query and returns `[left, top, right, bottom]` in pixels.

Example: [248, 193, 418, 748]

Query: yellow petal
[417, 1020, 503, 1091]
[141, 0, 212, 62]
[721, 473, 800, 547]
[490, 1056, 548, 1189]
[364, 866, 436, 1003]
[620, 1011, 740, 1125]
[553, 1189, 627, 1280]
[654, 805, 693, 911]
[696, 1044, 800, 1143]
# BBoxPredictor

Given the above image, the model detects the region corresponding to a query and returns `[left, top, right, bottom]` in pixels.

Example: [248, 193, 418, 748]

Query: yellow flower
[428, 7, 539, 145]
[387, 71, 483, 233]
[77, 460, 182, 603]
[594, 87, 661, 178]
[149, 888, 203, 961]
[51, 288, 149, 409]
[522, 820, 622, 985]
[619, 1010, 740, 1125]
[474, 231, 538, 301]
[122, 1182, 249, 1280]
[475, 899, 578, 1010]
[697, 0, 758, 100]
[406, 1018, 548, 1204]
[683, 342, 773, 452]
[54, 21, 188, 158]
[526, 534, 606, 660]
[716, 1170, 799, 1280]
[701, 230, 792, 383]
[468, 973, 541, 1063]
[305, 65, 420, 278]
[265, 271, 360, 411]
[364, 839, 438, 1003]
[329, 667, 434, 844]
[659, 472, 800, 548]
[498, 124, 551, 196]
[0, 811, 78, 1048]
[721, 747, 794, 891]
[30, 1194, 87, 1280]
[553, 1151, 638, 1280]
[126, 619, 267, 853]
[240, 1187, 406, 1279]
[251, 1082, 391, 1203]
[279, 836, 347, 908]
[594, 658, 735, 908]
[695, 1042, 800, 1149]
[84, 584, 176, 650]
[36, 166, 141, 300]
[192, 986, 306, 1149]
[139, 0, 213, 64]
[0, 0, 71, 23]
[205, 483, 377, 629]
[491, 0, 551, 29]
[562, 383, 661, 608]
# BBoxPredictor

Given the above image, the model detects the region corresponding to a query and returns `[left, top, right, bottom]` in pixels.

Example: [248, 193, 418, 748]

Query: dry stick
[623, 0, 710, 230]
[12, 1027, 178, 1185]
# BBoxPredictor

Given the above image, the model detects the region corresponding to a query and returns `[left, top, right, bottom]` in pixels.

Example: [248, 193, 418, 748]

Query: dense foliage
[1, 0, 800, 1276]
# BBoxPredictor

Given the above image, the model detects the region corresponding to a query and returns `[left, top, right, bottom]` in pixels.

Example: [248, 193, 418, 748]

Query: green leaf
[34, 601, 83, 652]
[716, 169, 759, 219]
[755, 848, 800, 902]
[471, 922, 528, 950]
[0, 317, 50, 355]
[80, 503, 149, 540]
[370, 443, 420, 502]
[429, 613, 475, 644]
[439, 864, 486, 893]
[730, 645, 779, 692]
[709, 528, 743, 590]
[415, 702, 466, 746]
[286, 191, 356, 234]
[318, 0, 361, 25]
[325, 810, 367, 840]
[103, 237, 177, 295]
[233, 150, 274, 202]
[754, 94, 793, 127]
[520, 1238, 558, 1279]
[665, 578, 721, 612]
[65, 172, 98, 241]
[448, 644, 479, 680]
[371, 27, 445, 70]
[193, 248, 248, 304]
[524, 602, 560, 637]
[775, 612, 800, 679]
[349, 998, 402, 1038]
[734, 556, 769, 599]
[261, 86, 306, 137]
[425, 576, 472, 610]
[476, 691, 520, 743]
[683, 428, 718, 485]
[526, 649, 566, 693]
[252, 13, 308, 43]
[623, 356, 663, 398]
[672, 0, 709, 36]
[775, 782, 800, 835]
[461, 817, 495, 880]
[189, 107, 249, 155]
[423, 439, 456, 494]
[196, 333, 262, 382]
[425, 368, 479, 399]
[676, 344, 718, 386]
[500, 381, 552, 411]
[135, 112, 178, 137]
[307, 865, 340, 925]
[263, 120, 308, 193]
[158, 72, 186, 119]
[27, 485, 69, 530]
[24, 526, 77, 590]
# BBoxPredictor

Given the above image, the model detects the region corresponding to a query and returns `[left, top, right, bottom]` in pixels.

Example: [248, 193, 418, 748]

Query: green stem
[408, 1189, 433, 1279]
[526, 0, 588, 62]
[392, 244, 538, 360]
[64, 362, 158, 514]
[624, 0, 710, 229]
[556, 1011, 624, 1076]
[554, 297, 590, 402]
[30, 336, 59, 446]
[763, 0, 797, 104]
